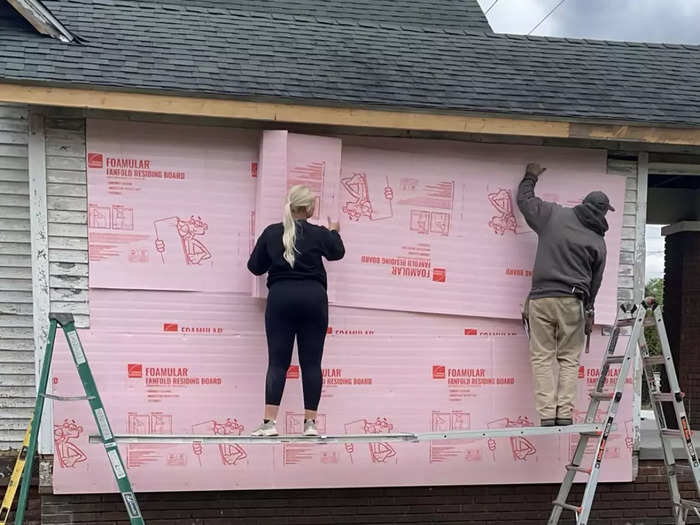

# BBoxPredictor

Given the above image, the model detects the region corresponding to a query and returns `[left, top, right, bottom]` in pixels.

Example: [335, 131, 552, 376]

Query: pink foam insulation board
[55, 125, 632, 494]
[86, 119, 258, 292]
[256, 133, 624, 324]
[253, 131, 342, 299]
[51, 291, 632, 493]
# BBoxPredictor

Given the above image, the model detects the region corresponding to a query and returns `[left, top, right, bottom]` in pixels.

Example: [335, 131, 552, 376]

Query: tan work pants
[526, 296, 585, 420]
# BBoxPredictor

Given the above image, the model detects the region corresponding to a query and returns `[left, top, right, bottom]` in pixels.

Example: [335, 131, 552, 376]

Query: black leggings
[264, 280, 328, 411]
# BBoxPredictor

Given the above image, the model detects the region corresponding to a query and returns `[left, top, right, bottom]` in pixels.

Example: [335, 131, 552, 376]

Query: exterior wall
[36, 461, 695, 525]
[46, 115, 89, 329]
[6, 110, 657, 522]
[0, 103, 33, 450]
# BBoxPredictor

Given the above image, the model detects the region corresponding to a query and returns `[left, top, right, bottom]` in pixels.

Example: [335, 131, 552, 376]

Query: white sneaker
[303, 419, 319, 437]
[251, 420, 278, 437]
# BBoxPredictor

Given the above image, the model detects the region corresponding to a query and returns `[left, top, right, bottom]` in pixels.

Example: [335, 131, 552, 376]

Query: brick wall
[664, 230, 700, 427]
[4, 461, 683, 525]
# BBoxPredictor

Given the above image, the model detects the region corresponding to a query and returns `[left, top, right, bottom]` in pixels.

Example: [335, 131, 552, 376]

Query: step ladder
[549, 300, 700, 525]
[11, 314, 144, 525]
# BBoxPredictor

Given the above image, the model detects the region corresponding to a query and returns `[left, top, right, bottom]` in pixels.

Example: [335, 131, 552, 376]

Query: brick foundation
[19, 461, 696, 525]
[0, 454, 42, 525]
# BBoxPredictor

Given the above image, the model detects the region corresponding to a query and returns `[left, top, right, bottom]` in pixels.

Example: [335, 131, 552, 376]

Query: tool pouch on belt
[584, 308, 594, 336]
[572, 287, 593, 352]
[521, 300, 530, 339]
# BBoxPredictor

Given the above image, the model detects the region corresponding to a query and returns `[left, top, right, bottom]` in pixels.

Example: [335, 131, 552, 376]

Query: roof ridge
[95, 0, 700, 50]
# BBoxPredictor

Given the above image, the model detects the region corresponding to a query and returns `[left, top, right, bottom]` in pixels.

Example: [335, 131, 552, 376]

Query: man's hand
[526, 163, 546, 178]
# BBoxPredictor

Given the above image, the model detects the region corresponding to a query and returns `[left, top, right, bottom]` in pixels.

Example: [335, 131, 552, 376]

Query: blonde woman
[247, 185, 345, 437]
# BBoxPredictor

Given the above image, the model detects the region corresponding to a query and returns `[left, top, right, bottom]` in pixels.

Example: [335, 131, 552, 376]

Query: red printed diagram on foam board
[283, 413, 331, 466]
[192, 419, 247, 467]
[340, 171, 452, 237]
[344, 418, 398, 464]
[429, 411, 479, 464]
[487, 416, 537, 463]
[341, 173, 394, 222]
[153, 216, 212, 266]
[487, 189, 519, 236]
[54, 419, 88, 469]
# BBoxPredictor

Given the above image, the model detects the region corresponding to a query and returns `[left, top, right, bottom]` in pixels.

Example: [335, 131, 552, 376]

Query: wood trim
[570, 123, 700, 147]
[634, 152, 649, 302]
[0, 83, 569, 137]
[1, 83, 699, 146]
[28, 112, 53, 454]
[632, 152, 648, 458]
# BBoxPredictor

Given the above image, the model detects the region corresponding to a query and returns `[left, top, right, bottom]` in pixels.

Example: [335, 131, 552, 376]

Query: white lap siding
[0, 104, 31, 450]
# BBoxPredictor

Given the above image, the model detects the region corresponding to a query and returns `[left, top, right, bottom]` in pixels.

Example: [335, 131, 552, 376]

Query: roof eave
[1, 80, 700, 147]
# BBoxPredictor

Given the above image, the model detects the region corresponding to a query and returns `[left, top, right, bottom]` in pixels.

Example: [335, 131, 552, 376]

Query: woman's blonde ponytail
[282, 200, 297, 267]
[281, 185, 316, 268]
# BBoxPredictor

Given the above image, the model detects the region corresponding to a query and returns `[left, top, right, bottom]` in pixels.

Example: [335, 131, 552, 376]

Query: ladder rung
[580, 430, 603, 437]
[672, 463, 693, 476]
[605, 355, 626, 364]
[40, 393, 93, 402]
[652, 392, 684, 402]
[644, 356, 667, 366]
[680, 499, 700, 510]
[616, 318, 655, 328]
[566, 464, 592, 475]
[662, 429, 683, 438]
[552, 500, 581, 514]
[590, 392, 615, 401]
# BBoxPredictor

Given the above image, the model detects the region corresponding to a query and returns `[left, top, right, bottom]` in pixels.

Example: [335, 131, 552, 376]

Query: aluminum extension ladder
[9, 314, 144, 525]
[549, 300, 700, 524]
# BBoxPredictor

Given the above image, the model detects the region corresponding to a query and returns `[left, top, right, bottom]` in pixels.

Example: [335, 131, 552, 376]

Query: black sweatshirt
[247, 220, 345, 289]
[516, 173, 607, 307]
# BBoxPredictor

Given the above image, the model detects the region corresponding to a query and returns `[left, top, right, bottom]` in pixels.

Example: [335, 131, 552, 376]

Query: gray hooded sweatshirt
[516, 173, 607, 308]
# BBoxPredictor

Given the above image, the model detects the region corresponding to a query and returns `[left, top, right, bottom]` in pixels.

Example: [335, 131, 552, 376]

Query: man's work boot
[556, 418, 573, 426]
[541, 418, 556, 427]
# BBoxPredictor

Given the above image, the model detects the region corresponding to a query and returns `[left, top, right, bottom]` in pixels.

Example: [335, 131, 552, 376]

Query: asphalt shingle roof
[1, 0, 699, 127]
[151, 0, 493, 30]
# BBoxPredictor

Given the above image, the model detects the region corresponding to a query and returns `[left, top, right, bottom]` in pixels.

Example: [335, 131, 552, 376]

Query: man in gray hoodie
[517, 162, 613, 427]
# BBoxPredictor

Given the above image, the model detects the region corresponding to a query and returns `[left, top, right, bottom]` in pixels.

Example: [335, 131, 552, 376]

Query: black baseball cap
[583, 191, 615, 212]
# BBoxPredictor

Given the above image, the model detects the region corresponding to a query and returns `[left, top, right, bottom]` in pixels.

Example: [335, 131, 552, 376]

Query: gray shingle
[0, 0, 698, 127]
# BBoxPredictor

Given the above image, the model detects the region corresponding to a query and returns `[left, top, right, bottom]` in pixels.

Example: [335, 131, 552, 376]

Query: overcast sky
[476, 0, 700, 44]
[475, 0, 700, 279]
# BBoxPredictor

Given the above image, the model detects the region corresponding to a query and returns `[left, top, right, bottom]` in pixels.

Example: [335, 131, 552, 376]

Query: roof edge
[7, 0, 74, 42]
[2, 81, 700, 147]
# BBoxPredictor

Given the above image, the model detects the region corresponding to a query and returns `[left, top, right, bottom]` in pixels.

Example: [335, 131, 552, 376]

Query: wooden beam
[1, 82, 700, 146]
[0, 83, 569, 138]
[570, 123, 700, 147]
[648, 162, 700, 175]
